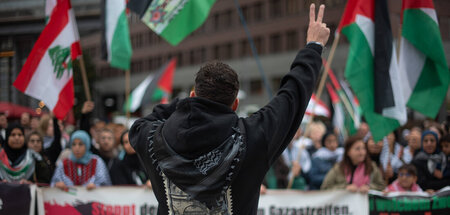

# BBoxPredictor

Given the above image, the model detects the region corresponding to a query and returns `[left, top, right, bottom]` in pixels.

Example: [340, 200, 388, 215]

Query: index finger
[317, 4, 325, 23]
[309, 3, 316, 25]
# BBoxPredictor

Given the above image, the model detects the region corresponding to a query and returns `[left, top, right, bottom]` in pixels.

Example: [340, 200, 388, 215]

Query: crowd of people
[0, 101, 150, 190]
[261, 120, 450, 194]
[0, 102, 449, 195]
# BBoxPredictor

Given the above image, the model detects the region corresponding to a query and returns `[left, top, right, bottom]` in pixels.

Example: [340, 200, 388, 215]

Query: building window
[270, 34, 282, 53]
[189, 50, 196, 65]
[214, 13, 220, 31]
[224, 10, 233, 28]
[176, 52, 183, 66]
[240, 39, 250, 57]
[131, 33, 144, 49]
[241, 6, 250, 23]
[250, 79, 263, 95]
[213, 45, 220, 59]
[155, 57, 162, 69]
[200, 47, 206, 62]
[254, 2, 264, 22]
[254, 37, 264, 55]
[286, 0, 300, 15]
[167, 53, 173, 62]
[189, 48, 205, 65]
[224, 43, 233, 59]
[286, 30, 298, 51]
[148, 58, 154, 70]
[269, 0, 283, 18]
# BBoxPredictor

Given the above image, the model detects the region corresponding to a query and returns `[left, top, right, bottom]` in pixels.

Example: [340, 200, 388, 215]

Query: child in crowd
[384, 164, 422, 192]
[309, 132, 343, 190]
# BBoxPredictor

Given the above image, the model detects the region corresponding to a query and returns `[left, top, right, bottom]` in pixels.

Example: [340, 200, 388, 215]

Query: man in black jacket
[130, 3, 330, 214]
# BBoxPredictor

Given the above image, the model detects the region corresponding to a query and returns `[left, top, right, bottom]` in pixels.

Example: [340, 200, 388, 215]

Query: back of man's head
[195, 61, 239, 106]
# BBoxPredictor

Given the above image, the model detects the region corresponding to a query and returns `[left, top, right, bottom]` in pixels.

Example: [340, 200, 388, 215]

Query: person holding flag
[13, 0, 82, 120]
[130, 4, 330, 214]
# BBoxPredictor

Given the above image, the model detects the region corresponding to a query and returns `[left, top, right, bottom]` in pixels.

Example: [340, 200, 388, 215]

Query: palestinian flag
[101, 0, 132, 70]
[339, 80, 361, 136]
[327, 83, 347, 139]
[141, 0, 217, 46]
[398, 0, 449, 118]
[125, 59, 176, 112]
[13, 0, 81, 120]
[323, 60, 361, 135]
[305, 94, 330, 118]
[338, 0, 406, 141]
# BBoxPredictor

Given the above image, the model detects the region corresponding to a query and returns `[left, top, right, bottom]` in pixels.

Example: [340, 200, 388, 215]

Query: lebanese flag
[398, 0, 449, 118]
[338, 0, 406, 141]
[13, 0, 81, 120]
[45, 0, 57, 23]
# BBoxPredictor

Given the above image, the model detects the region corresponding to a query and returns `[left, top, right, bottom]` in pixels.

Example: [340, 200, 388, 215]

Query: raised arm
[243, 4, 330, 166]
[79, 101, 94, 134]
[45, 116, 62, 165]
[307, 4, 330, 46]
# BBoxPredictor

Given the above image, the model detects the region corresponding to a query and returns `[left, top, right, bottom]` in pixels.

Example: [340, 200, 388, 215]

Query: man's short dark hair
[195, 61, 239, 106]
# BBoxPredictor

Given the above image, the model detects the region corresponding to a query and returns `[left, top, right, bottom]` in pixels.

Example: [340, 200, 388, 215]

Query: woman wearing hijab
[321, 136, 385, 192]
[412, 130, 447, 191]
[309, 132, 344, 190]
[109, 130, 150, 185]
[51, 130, 111, 190]
[0, 123, 51, 184]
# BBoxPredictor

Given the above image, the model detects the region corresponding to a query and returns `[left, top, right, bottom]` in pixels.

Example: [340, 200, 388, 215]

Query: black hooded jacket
[130, 44, 323, 214]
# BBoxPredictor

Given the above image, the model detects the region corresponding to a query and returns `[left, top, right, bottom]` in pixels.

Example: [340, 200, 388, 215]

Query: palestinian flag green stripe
[0, 162, 31, 177]
[110, 11, 132, 70]
[402, 9, 449, 118]
[343, 23, 400, 141]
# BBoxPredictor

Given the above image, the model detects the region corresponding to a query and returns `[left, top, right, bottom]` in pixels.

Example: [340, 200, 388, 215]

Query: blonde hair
[304, 121, 326, 139]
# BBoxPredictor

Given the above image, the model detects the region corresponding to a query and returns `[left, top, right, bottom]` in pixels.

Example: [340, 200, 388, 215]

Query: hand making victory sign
[307, 4, 330, 47]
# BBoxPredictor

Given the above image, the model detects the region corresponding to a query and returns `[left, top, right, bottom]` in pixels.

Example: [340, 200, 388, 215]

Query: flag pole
[233, 0, 273, 99]
[338, 90, 355, 121]
[79, 57, 92, 101]
[287, 34, 340, 189]
[125, 69, 131, 124]
[323, 59, 355, 121]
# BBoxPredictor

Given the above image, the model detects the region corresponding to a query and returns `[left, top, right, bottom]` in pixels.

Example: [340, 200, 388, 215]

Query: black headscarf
[4, 123, 27, 165]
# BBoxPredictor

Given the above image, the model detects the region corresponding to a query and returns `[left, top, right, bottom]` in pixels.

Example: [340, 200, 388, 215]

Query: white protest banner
[38, 187, 368, 215]
[258, 190, 369, 215]
[39, 186, 158, 215]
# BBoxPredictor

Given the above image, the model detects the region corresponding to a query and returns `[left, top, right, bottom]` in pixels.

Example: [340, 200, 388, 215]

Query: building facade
[1, 0, 450, 119]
